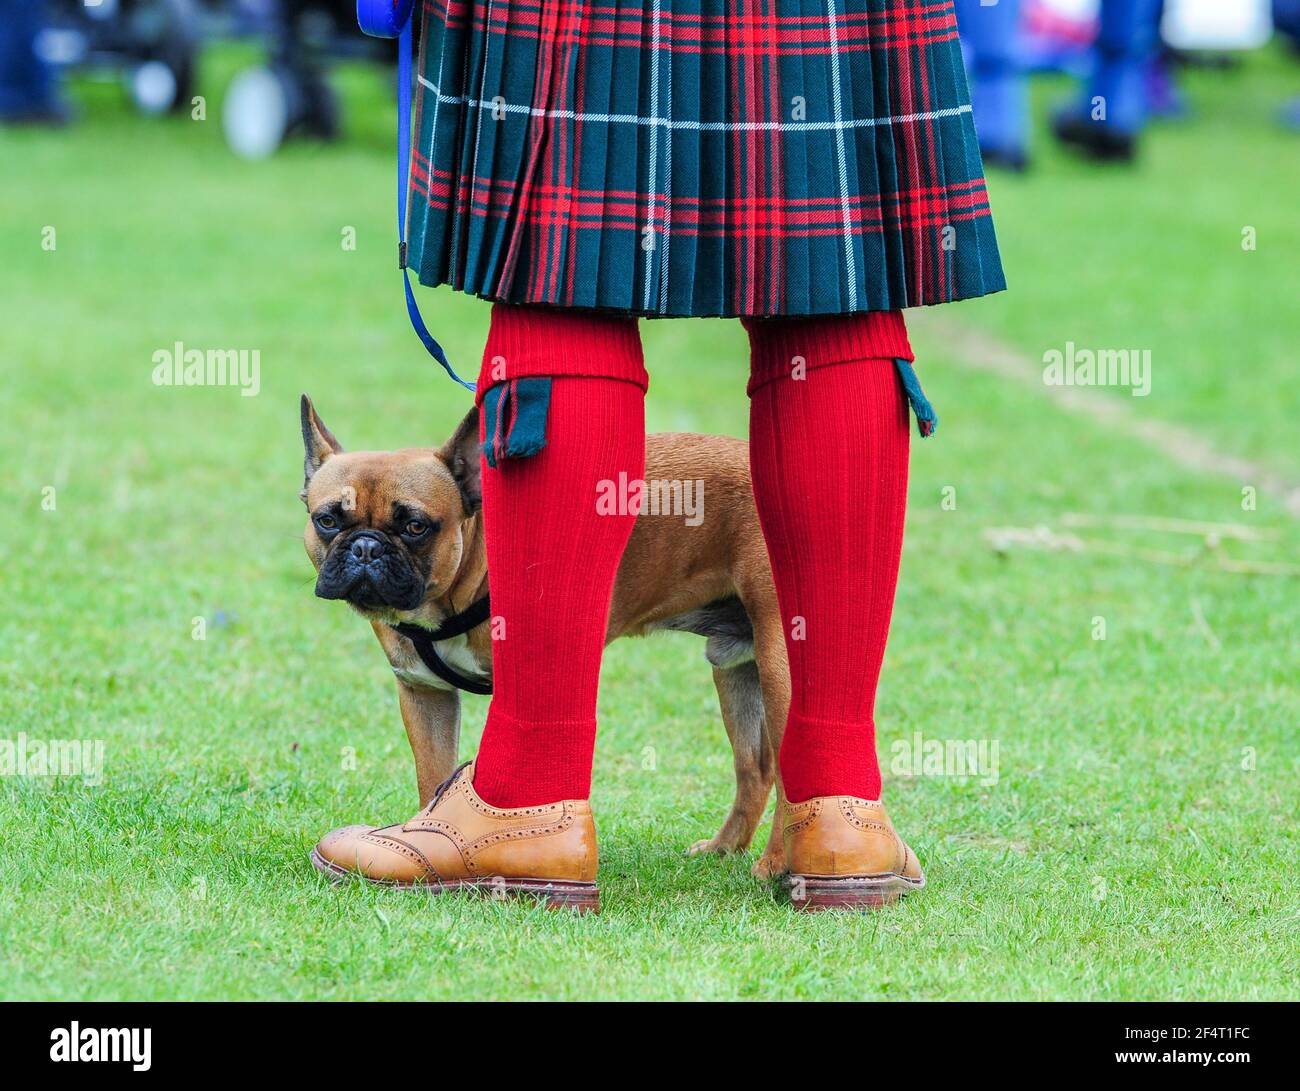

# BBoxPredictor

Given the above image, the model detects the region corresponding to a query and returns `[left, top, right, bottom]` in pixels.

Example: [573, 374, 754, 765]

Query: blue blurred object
[1054, 0, 1165, 160]
[356, 0, 413, 37]
[1021, 0, 1097, 73]
[1144, 51, 1187, 119]
[1276, 0, 1300, 41]
[955, 0, 1030, 170]
[1279, 0, 1300, 132]
[1090, 0, 1164, 133]
[0, 0, 67, 123]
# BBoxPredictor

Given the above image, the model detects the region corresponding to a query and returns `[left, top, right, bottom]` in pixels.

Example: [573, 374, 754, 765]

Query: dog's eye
[404, 519, 429, 537]
[315, 514, 338, 532]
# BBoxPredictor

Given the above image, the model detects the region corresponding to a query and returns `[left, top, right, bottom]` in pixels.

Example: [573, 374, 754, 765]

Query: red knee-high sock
[744, 312, 912, 804]
[472, 305, 647, 808]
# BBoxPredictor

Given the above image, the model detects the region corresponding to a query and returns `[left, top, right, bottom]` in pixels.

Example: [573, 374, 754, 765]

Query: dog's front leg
[751, 611, 791, 880]
[396, 681, 462, 807]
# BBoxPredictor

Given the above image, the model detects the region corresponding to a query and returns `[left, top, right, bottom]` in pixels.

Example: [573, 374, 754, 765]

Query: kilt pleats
[407, 0, 1006, 318]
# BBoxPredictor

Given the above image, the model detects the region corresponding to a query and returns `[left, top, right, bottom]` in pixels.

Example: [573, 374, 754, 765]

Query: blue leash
[359, 1, 475, 392]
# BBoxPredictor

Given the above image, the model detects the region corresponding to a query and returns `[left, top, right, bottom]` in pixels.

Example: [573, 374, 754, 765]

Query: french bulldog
[299, 395, 791, 876]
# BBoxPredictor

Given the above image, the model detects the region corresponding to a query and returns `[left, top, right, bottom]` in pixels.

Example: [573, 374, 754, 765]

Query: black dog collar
[390, 596, 492, 695]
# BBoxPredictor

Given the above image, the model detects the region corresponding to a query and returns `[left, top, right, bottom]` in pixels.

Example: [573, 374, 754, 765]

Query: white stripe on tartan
[418, 75, 972, 133]
[642, 0, 663, 312]
[459, 0, 495, 266]
[426, 12, 449, 230]
[826, 0, 858, 310]
[659, 32, 673, 313]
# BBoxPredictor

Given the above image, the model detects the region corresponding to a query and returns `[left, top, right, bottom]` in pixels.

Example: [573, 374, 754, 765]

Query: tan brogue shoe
[782, 794, 925, 911]
[310, 763, 600, 911]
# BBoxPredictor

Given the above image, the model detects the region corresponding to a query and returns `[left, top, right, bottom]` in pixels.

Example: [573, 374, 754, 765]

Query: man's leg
[312, 305, 645, 905]
[744, 312, 910, 803]
[955, 0, 1029, 170]
[0, 0, 66, 123]
[1090, 0, 1163, 135]
[1055, 0, 1163, 159]
[742, 312, 925, 908]
[472, 305, 647, 808]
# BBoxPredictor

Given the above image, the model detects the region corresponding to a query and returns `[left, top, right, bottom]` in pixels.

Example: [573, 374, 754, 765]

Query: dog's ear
[300, 394, 343, 503]
[438, 405, 482, 515]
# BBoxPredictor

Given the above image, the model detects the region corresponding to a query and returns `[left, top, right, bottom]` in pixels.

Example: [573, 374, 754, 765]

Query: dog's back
[609, 433, 773, 644]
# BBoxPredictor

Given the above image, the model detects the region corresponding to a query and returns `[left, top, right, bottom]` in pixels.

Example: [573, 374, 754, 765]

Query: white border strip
[826, 0, 858, 309]
[417, 75, 970, 133]
[643, 0, 664, 311]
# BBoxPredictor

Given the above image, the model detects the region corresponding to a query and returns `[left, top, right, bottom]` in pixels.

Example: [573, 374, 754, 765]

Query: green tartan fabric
[406, 0, 1006, 317]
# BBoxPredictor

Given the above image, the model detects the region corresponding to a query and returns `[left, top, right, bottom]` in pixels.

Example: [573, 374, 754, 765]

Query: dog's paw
[686, 836, 740, 857]
[750, 852, 786, 880]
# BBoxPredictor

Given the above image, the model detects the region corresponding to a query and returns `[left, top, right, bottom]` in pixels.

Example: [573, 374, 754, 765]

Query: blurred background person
[1276, 0, 1300, 128]
[956, 0, 1031, 171]
[0, 0, 68, 125]
[1053, 0, 1165, 161]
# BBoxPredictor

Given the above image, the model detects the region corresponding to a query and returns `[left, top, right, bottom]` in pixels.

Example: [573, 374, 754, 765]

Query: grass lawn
[0, 45, 1296, 1001]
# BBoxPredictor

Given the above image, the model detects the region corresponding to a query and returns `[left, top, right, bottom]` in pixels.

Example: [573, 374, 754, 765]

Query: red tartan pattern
[413, 162, 994, 233]
[433, 0, 965, 52]
[406, 0, 1005, 318]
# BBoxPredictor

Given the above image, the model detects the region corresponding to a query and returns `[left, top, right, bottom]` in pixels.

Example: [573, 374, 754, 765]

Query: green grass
[0, 46, 1297, 1001]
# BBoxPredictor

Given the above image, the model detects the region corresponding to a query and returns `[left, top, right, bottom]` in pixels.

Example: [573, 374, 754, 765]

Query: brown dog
[299, 395, 790, 876]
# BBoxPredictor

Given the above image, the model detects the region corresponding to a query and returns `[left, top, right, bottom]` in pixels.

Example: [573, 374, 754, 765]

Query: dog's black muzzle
[315, 530, 425, 611]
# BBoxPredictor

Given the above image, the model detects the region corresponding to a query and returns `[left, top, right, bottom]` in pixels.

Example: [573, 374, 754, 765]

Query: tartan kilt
[406, 0, 1006, 318]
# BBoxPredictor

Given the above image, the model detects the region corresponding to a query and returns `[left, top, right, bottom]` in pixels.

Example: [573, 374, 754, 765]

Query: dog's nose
[348, 535, 387, 564]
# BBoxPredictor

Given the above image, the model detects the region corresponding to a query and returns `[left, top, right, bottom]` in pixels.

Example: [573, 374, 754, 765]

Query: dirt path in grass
[919, 315, 1300, 518]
